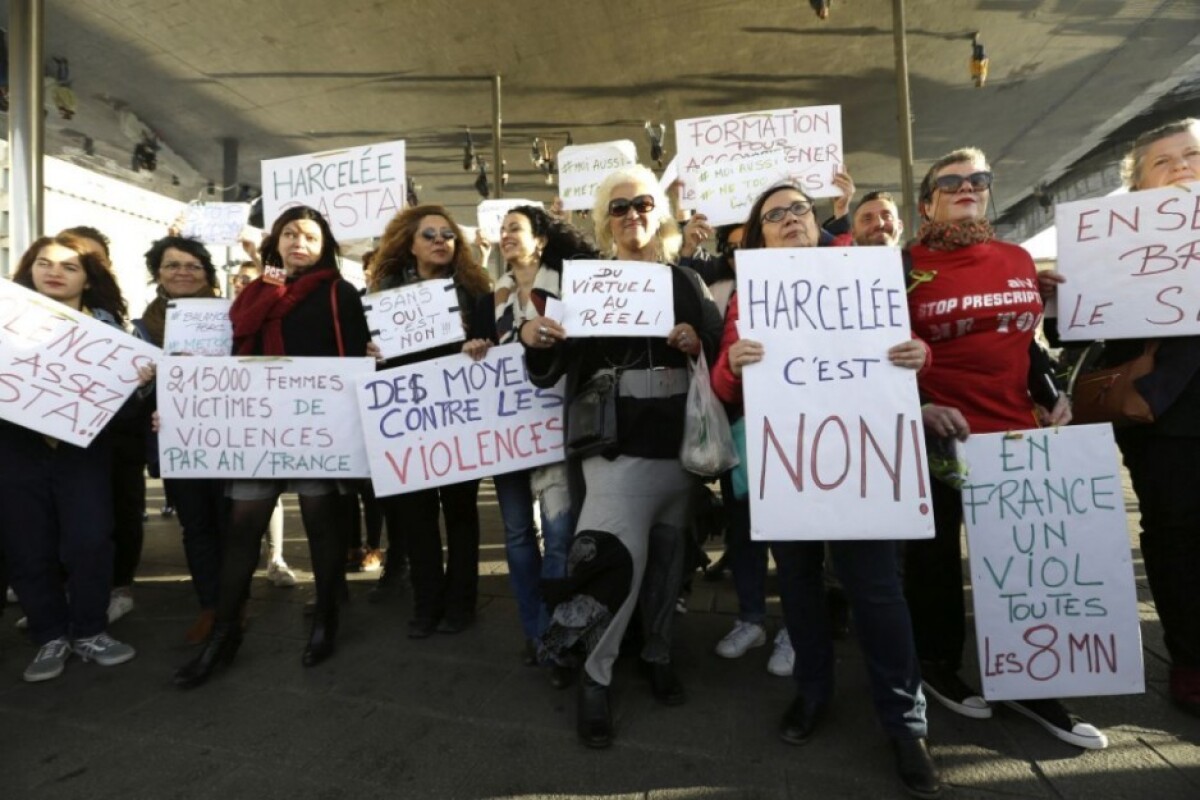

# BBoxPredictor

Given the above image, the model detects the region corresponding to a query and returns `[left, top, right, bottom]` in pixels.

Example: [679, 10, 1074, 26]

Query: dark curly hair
[261, 205, 342, 272]
[371, 204, 490, 295]
[14, 233, 128, 325]
[143, 236, 219, 288]
[504, 205, 598, 273]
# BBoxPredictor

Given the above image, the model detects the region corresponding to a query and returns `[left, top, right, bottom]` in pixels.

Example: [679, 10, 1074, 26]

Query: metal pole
[8, 0, 46, 266]
[892, 0, 917, 233]
[491, 74, 503, 199]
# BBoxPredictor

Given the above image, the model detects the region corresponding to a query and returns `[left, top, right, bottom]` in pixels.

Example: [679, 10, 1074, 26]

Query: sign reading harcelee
[157, 356, 374, 478]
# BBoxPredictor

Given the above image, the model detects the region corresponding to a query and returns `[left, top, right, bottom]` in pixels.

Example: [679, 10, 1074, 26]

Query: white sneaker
[71, 632, 136, 667]
[715, 620, 768, 659]
[107, 590, 134, 624]
[5, 587, 16, 603]
[267, 561, 297, 588]
[24, 637, 71, 682]
[767, 628, 795, 677]
[15, 615, 28, 631]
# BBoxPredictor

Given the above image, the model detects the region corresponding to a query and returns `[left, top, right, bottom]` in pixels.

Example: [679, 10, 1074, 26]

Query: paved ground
[1, 477, 1197, 800]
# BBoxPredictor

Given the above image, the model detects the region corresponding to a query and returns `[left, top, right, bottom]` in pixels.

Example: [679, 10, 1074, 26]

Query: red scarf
[230, 267, 338, 355]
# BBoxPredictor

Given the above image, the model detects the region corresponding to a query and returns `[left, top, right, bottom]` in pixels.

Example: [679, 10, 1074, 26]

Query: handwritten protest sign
[157, 356, 374, 478]
[561, 260, 674, 337]
[357, 343, 565, 496]
[261, 140, 405, 241]
[180, 203, 251, 246]
[959, 425, 1144, 700]
[0, 279, 160, 446]
[163, 298, 233, 356]
[676, 105, 844, 226]
[1056, 182, 1200, 339]
[362, 279, 463, 361]
[557, 140, 638, 211]
[736, 248, 932, 540]
[477, 199, 543, 243]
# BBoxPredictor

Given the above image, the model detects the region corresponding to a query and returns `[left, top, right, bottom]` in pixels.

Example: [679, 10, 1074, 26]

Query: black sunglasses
[419, 227, 457, 242]
[608, 195, 656, 217]
[933, 171, 993, 194]
[761, 200, 813, 224]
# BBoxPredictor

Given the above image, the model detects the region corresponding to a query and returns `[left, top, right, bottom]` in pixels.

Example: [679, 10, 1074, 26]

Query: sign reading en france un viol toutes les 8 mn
[0, 279, 160, 447]
[736, 247, 933, 542]
[157, 356, 374, 478]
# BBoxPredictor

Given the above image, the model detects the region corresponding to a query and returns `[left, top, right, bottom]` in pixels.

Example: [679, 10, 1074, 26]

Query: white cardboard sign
[362, 279, 464, 361]
[959, 425, 1144, 700]
[180, 203, 251, 246]
[356, 343, 565, 496]
[477, 199, 542, 243]
[675, 105, 844, 226]
[557, 140, 638, 211]
[162, 298, 233, 356]
[561, 260, 674, 337]
[1056, 182, 1200, 340]
[0, 280, 160, 446]
[261, 140, 405, 241]
[736, 248, 932, 541]
[157, 356, 375, 478]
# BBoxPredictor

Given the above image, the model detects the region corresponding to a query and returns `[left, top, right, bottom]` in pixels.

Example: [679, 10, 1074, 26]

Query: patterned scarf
[494, 265, 562, 344]
[140, 283, 219, 348]
[915, 218, 995, 251]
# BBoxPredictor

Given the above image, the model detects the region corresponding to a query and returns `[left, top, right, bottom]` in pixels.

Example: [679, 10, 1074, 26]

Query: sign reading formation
[356, 343, 565, 496]
[1056, 181, 1200, 339]
[960, 425, 1144, 700]
[736, 248, 932, 540]
[157, 356, 374, 478]
[557, 140, 638, 211]
[675, 105, 844, 226]
[561, 260, 674, 337]
[476, 199, 543, 244]
[180, 202, 251, 246]
[0, 280, 160, 446]
[261, 140, 406, 241]
[362, 279, 463, 361]
[163, 298, 233, 356]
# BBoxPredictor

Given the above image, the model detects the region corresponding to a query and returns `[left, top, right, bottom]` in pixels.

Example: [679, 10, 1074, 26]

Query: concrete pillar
[7, 0, 46, 265]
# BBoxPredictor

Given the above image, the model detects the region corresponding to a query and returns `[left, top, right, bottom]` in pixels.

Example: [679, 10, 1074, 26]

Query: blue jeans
[493, 468, 575, 640]
[774, 539, 927, 739]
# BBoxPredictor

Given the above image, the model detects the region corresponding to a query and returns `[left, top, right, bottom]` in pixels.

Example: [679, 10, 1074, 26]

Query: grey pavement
[1, 477, 1197, 800]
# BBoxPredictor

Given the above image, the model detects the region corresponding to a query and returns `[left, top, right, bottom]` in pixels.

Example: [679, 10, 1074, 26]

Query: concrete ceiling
[6, 0, 1200, 235]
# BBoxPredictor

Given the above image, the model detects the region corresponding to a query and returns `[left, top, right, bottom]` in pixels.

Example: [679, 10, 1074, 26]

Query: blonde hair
[1121, 118, 1200, 190]
[591, 164, 681, 262]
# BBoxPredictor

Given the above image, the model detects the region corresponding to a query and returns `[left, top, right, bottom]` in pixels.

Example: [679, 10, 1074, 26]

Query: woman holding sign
[2, 233, 151, 682]
[711, 180, 940, 799]
[369, 204, 492, 639]
[903, 148, 1105, 750]
[174, 206, 370, 687]
[519, 165, 722, 748]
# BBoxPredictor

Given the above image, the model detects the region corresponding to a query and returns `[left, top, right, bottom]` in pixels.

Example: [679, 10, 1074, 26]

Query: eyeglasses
[608, 195, 656, 217]
[761, 200, 813, 224]
[932, 171, 993, 194]
[162, 262, 205, 273]
[419, 228, 457, 242]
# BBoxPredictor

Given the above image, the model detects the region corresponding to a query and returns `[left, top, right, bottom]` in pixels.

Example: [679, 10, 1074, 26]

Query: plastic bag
[680, 350, 739, 478]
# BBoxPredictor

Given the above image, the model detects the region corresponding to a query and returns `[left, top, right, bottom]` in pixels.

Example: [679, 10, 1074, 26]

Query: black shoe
[173, 624, 242, 689]
[702, 552, 730, 582]
[436, 613, 474, 634]
[779, 696, 825, 745]
[826, 585, 850, 640]
[891, 737, 942, 799]
[921, 662, 991, 719]
[302, 598, 317, 618]
[407, 617, 437, 639]
[577, 676, 613, 749]
[301, 608, 338, 667]
[1004, 698, 1108, 750]
[640, 660, 686, 706]
[522, 639, 539, 667]
[549, 663, 576, 690]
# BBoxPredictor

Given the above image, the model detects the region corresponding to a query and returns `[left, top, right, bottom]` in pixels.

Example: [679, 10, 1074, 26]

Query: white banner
[561, 260, 674, 337]
[356, 343, 565, 496]
[261, 140, 405, 241]
[476, 199, 542, 244]
[180, 202, 251, 246]
[557, 140, 638, 211]
[736, 248, 932, 541]
[0, 280, 160, 446]
[675, 105, 844, 226]
[162, 298, 233, 356]
[362, 279, 464, 361]
[960, 425, 1144, 700]
[157, 356, 374, 478]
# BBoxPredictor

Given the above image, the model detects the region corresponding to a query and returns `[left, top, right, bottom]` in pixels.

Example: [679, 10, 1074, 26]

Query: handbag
[565, 370, 619, 459]
[680, 350, 739, 478]
[1067, 340, 1157, 427]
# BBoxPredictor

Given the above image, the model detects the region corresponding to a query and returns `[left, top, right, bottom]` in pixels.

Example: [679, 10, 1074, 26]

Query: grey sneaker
[72, 632, 136, 666]
[24, 637, 71, 682]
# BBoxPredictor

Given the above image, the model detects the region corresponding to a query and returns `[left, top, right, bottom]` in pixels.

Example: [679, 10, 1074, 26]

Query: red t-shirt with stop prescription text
[907, 240, 1043, 433]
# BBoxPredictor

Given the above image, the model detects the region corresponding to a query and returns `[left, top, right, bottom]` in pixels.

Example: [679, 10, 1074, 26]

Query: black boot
[302, 606, 339, 667]
[577, 675, 613, 749]
[891, 737, 942, 799]
[174, 623, 242, 689]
